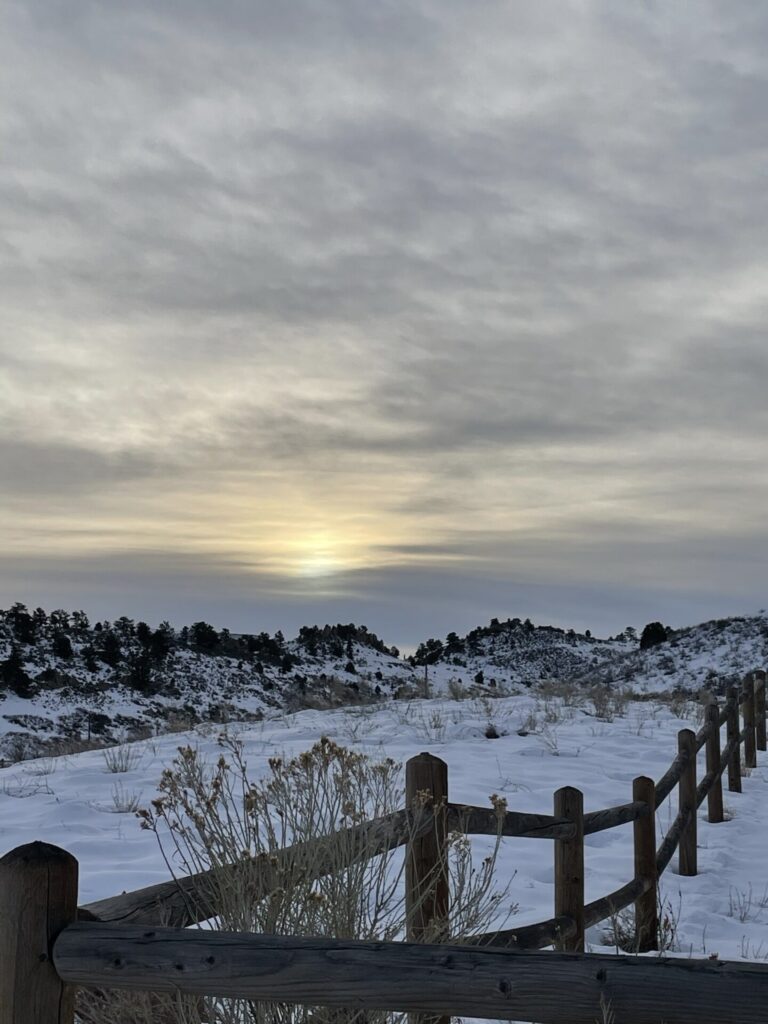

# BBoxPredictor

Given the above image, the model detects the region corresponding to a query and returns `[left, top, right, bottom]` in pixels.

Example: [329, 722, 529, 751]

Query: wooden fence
[2, 669, 768, 1024]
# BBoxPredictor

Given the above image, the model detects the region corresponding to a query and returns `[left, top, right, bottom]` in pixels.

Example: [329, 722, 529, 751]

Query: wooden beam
[726, 686, 742, 793]
[447, 803, 576, 840]
[677, 729, 697, 876]
[754, 669, 767, 752]
[705, 702, 724, 823]
[553, 786, 584, 952]
[54, 924, 768, 1024]
[81, 806, 430, 926]
[0, 842, 78, 1024]
[743, 674, 757, 770]
[405, 753, 449, 1024]
[633, 776, 658, 951]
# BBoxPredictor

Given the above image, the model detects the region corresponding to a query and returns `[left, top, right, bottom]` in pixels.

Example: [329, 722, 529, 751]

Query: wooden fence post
[755, 669, 767, 752]
[0, 842, 78, 1024]
[705, 701, 724, 824]
[554, 786, 584, 952]
[633, 776, 657, 952]
[405, 753, 449, 942]
[727, 685, 742, 793]
[678, 729, 697, 876]
[743, 673, 757, 770]
[406, 753, 449, 1024]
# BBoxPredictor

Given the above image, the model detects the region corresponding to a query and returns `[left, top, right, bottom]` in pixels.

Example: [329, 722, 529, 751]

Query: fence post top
[409, 752, 447, 765]
[0, 841, 77, 869]
[554, 785, 583, 799]
[632, 775, 655, 787]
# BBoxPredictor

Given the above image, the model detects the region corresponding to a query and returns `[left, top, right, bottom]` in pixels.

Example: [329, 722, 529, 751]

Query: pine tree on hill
[640, 622, 670, 650]
[0, 646, 33, 698]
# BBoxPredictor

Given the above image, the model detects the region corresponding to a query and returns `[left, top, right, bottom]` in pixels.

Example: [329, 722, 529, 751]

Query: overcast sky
[2, 1, 767, 645]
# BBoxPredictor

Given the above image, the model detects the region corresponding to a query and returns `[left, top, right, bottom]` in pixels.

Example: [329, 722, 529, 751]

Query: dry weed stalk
[79, 736, 512, 1024]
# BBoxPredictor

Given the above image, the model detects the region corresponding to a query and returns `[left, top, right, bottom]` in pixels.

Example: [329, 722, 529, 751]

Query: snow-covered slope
[2, 694, 768, 965]
[412, 616, 634, 691]
[2, 604, 767, 762]
[0, 607, 413, 760]
[573, 613, 768, 693]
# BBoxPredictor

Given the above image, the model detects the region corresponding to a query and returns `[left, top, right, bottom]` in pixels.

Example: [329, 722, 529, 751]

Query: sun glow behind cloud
[2, 1, 768, 639]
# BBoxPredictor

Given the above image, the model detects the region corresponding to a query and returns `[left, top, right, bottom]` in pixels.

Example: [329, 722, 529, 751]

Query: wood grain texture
[81, 807, 430, 927]
[405, 754, 448, 1024]
[754, 669, 767, 751]
[677, 729, 697, 877]
[448, 803, 576, 839]
[705, 702, 724, 823]
[633, 776, 658, 951]
[405, 753, 448, 943]
[553, 786, 583, 952]
[695, 718, 715, 753]
[727, 686, 742, 793]
[743, 674, 757, 770]
[465, 914, 577, 950]
[656, 803, 693, 876]
[54, 924, 768, 1024]
[654, 744, 692, 807]
[583, 800, 648, 835]
[0, 842, 78, 1024]
[583, 875, 650, 930]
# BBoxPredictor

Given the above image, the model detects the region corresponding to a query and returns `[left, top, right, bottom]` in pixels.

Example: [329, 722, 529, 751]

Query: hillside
[1, 603, 766, 763]
[411, 616, 633, 690]
[573, 613, 768, 693]
[0, 606, 412, 761]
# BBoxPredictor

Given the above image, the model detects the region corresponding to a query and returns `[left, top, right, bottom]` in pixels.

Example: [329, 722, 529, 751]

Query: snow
[2, 692, 767, 963]
[3, 608, 767, 759]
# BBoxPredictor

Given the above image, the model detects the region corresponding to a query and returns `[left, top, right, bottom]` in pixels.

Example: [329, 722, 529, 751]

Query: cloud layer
[2, 1, 767, 642]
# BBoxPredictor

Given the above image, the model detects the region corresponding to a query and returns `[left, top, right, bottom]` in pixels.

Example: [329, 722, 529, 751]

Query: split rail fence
[2, 670, 768, 1024]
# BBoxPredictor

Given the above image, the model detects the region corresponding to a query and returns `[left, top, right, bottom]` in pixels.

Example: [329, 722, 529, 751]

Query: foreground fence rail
[1, 668, 767, 1023]
[52, 923, 768, 1024]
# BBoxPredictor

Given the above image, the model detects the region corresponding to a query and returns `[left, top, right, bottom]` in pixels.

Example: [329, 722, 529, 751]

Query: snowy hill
[411, 616, 634, 691]
[1, 603, 767, 763]
[0, 606, 412, 761]
[572, 613, 768, 694]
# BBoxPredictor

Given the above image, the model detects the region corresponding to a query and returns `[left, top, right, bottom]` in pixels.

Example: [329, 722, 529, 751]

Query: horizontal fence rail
[2, 666, 767, 1024]
[52, 924, 768, 1024]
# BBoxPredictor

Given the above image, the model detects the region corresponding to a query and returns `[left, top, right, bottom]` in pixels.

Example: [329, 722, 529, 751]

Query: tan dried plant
[78, 736, 513, 1024]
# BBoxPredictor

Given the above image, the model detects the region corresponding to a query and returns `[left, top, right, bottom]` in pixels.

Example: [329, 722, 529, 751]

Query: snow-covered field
[2, 694, 767, 963]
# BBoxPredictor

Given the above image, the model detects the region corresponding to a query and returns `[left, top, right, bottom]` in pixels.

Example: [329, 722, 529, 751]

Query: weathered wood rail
[1, 668, 766, 1023]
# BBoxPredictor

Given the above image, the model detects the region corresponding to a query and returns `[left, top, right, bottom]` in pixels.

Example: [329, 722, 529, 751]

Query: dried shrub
[80, 737, 513, 1024]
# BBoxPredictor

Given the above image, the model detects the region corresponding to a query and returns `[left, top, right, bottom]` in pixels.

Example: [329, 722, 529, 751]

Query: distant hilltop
[0, 602, 766, 760]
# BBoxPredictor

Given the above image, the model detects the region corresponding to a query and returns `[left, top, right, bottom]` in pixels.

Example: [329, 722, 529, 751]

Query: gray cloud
[2, 1, 768, 638]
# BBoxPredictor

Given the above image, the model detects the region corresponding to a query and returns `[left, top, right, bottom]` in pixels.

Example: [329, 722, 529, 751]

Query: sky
[2, 1, 768, 647]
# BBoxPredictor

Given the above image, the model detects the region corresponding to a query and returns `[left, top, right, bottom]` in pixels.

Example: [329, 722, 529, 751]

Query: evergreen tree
[52, 632, 73, 660]
[8, 603, 35, 644]
[100, 630, 122, 667]
[70, 610, 90, 636]
[640, 622, 669, 650]
[191, 621, 219, 652]
[128, 651, 153, 691]
[49, 609, 71, 632]
[150, 624, 173, 663]
[1, 646, 33, 698]
[80, 644, 99, 672]
[136, 621, 152, 647]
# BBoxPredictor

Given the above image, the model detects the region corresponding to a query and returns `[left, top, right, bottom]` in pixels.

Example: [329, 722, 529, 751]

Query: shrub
[102, 743, 142, 773]
[127, 736, 514, 1024]
[639, 622, 669, 650]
